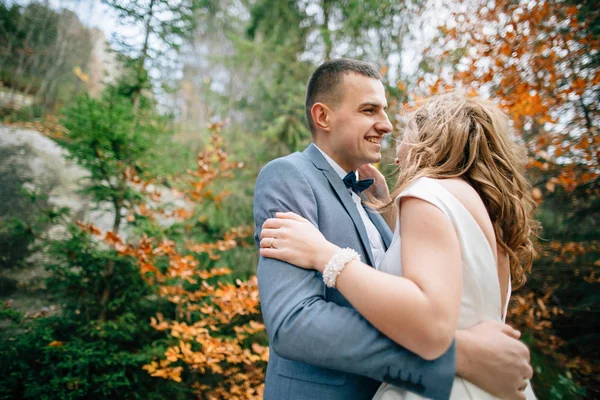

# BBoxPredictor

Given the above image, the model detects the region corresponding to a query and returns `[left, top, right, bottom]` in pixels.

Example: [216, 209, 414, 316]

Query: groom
[254, 59, 533, 400]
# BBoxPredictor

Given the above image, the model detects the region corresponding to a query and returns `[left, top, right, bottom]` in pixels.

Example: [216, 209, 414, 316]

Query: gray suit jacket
[254, 143, 455, 400]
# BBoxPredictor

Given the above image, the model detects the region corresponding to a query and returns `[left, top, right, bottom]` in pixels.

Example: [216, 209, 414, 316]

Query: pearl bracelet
[322, 248, 360, 288]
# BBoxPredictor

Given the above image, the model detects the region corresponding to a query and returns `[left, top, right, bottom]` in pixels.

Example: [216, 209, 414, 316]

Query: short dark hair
[305, 58, 381, 134]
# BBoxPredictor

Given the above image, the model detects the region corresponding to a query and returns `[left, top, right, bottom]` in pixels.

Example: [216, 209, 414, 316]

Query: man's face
[326, 73, 392, 172]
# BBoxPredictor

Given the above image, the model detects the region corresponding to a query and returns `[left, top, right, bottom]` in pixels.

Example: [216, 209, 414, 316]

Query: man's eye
[363, 109, 374, 113]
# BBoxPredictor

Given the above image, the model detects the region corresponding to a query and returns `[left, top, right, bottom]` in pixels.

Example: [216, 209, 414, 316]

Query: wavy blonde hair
[384, 93, 539, 288]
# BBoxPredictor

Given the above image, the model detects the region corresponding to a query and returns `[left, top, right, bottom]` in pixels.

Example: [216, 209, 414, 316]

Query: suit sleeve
[254, 158, 456, 400]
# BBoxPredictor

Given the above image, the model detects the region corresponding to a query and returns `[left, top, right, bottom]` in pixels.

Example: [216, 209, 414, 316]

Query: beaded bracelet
[322, 248, 360, 288]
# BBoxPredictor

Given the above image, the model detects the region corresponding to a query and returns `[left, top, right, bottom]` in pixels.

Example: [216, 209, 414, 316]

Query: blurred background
[0, 0, 597, 398]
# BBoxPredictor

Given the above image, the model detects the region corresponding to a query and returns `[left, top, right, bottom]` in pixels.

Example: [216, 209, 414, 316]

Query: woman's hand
[260, 212, 340, 272]
[358, 163, 389, 201]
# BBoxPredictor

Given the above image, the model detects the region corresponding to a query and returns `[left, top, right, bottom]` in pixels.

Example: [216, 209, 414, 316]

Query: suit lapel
[304, 144, 376, 265]
[365, 205, 393, 249]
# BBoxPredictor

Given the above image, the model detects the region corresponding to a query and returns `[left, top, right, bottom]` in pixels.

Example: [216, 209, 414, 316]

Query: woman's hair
[385, 93, 539, 288]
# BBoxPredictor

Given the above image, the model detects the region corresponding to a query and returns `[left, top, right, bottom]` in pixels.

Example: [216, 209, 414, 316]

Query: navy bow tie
[343, 171, 374, 194]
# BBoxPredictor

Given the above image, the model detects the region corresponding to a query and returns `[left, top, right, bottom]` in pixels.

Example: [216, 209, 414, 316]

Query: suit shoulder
[258, 152, 310, 181]
[261, 151, 305, 170]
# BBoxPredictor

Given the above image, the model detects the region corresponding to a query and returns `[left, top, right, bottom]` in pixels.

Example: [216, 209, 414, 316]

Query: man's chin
[368, 154, 382, 164]
[353, 154, 381, 169]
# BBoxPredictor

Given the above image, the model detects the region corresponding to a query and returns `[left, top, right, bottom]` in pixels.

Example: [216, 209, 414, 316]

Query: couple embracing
[253, 59, 538, 400]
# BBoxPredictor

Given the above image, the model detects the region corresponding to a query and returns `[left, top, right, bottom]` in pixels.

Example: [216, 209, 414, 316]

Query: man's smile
[365, 137, 382, 144]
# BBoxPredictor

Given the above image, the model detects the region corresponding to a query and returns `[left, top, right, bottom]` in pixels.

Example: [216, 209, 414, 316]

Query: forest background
[0, 0, 597, 399]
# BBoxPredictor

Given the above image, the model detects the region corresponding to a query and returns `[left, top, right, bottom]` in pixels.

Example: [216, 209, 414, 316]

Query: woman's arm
[333, 197, 462, 359]
[260, 197, 462, 360]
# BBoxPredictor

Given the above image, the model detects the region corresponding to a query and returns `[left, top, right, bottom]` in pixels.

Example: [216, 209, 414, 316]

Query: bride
[259, 94, 538, 399]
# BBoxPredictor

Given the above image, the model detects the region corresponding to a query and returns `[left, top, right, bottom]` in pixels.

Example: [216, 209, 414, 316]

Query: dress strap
[395, 178, 455, 223]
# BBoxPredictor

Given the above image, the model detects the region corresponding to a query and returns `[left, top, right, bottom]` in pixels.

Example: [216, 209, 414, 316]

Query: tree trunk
[9, 24, 35, 105]
[131, 0, 156, 119]
[559, 29, 595, 138]
[98, 196, 122, 322]
[36, 26, 67, 107]
[9, 4, 56, 107]
[322, 0, 332, 61]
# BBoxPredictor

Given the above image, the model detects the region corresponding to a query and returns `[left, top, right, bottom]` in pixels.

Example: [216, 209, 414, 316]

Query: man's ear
[311, 102, 332, 132]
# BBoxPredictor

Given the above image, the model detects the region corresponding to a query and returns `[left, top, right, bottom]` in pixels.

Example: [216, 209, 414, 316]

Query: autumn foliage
[424, 0, 598, 190]
[78, 125, 267, 399]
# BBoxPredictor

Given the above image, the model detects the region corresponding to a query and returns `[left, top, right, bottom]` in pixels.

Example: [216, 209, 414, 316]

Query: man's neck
[313, 141, 354, 173]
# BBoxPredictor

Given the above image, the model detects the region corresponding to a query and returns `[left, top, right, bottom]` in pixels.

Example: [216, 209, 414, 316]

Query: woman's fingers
[260, 228, 280, 240]
[499, 322, 522, 339]
[259, 237, 274, 248]
[259, 247, 283, 260]
[263, 213, 309, 231]
[275, 211, 308, 223]
[358, 163, 380, 178]
[260, 236, 288, 250]
[358, 164, 374, 173]
[262, 217, 285, 230]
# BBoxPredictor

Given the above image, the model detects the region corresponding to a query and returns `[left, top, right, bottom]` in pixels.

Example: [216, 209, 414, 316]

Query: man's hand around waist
[456, 320, 533, 400]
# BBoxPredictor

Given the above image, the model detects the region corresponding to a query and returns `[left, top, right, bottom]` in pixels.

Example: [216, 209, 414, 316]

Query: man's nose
[376, 112, 393, 134]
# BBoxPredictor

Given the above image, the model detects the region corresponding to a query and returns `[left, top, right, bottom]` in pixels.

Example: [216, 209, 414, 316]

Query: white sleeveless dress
[372, 177, 536, 400]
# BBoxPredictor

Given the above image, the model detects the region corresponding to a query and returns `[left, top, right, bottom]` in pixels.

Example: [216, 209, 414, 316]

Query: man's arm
[254, 158, 455, 400]
[456, 321, 534, 400]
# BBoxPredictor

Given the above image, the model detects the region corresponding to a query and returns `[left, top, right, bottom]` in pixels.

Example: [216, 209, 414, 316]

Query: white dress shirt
[315, 145, 386, 267]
